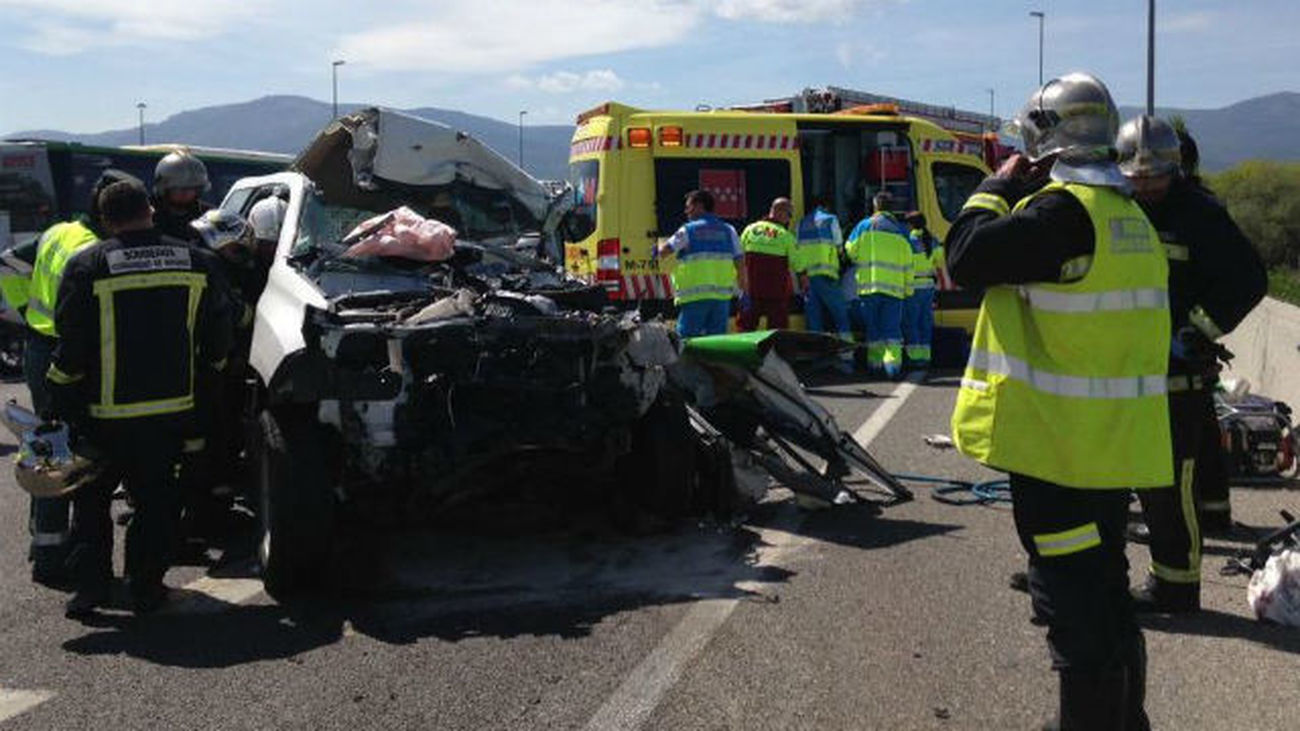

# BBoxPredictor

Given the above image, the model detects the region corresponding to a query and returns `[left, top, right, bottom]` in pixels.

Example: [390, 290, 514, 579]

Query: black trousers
[68, 419, 185, 596]
[1193, 386, 1231, 520]
[24, 331, 70, 572]
[1136, 388, 1204, 591]
[1010, 473, 1141, 671]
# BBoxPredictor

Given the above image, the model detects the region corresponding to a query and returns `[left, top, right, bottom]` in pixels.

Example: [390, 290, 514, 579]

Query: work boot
[1126, 522, 1151, 544]
[1009, 571, 1029, 593]
[65, 583, 111, 619]
[130, 584, 173, 615]
[1130, 575, 1199, 613]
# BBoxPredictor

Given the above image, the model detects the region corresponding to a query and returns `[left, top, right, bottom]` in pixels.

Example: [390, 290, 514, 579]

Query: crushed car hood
[294, 107, 553, 224]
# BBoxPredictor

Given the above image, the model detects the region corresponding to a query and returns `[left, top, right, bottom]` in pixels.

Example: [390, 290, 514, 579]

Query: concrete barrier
[1221, 296, 1300, 409]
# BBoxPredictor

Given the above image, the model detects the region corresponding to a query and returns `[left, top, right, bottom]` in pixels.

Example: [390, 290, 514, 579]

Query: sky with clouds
[0, 0, 1296, 134]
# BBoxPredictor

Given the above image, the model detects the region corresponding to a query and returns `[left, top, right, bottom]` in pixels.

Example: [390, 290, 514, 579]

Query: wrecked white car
[221, 109, 684, 598]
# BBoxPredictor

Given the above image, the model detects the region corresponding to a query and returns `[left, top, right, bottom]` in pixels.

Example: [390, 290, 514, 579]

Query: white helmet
[192, 209, 254, 255]
[247, 196, 288, 243]
[14, 421, 101, 498]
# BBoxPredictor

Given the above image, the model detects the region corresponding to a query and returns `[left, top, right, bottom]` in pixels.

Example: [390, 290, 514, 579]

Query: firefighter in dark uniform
[151, 149, 212, 244]
[948, 73, 1169, 730]
[1173, 128, 1249, 535]
[22, 170, 142, 586]
[47, 180, 235, 617]
[1117, 116, 1267, 612]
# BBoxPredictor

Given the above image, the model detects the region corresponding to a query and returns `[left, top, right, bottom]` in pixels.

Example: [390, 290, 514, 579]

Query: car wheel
[619, 390, 695, 517]
[256, 406, 337, 600]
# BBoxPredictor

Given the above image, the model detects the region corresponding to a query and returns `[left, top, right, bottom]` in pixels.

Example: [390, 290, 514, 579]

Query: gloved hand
[1174, 325, 1229, 377]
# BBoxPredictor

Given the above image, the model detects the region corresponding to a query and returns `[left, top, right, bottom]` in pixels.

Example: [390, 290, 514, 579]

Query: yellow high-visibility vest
[951, 181, 1172, 488]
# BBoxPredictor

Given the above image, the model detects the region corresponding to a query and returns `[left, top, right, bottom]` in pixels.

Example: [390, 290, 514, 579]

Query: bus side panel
[618, 127, 661, 299]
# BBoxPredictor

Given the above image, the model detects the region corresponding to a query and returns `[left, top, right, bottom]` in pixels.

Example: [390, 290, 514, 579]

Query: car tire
[619, 390, 695, 518]
[256, 406, 336, 600]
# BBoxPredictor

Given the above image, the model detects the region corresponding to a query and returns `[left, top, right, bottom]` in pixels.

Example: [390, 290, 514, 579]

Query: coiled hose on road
[891, 473, 1012, 506]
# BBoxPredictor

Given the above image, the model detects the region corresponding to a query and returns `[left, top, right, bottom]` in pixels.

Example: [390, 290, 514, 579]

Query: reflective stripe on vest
[951, 181, 1172, 489]
[672, 215, 737, 304]
[27, 221, 98, 337]
[89, 271, 206, 420]
[846, 216, 912, 299]
[962, 348, 1168, 399]
[1020, 286, 1167, 313]
[741, 220, 794, 258]
[795, 210, 840, 280]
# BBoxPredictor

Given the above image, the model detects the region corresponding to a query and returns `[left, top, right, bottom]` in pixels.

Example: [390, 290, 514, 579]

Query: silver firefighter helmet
[1116, 115, 1183, 179]
[1015, 72, 1120, 163]
[153, 149, 211, 196]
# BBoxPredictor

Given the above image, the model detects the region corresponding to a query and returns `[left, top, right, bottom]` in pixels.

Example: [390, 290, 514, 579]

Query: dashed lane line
[0, 689, 56, 725]
[583, 372, 925, 731]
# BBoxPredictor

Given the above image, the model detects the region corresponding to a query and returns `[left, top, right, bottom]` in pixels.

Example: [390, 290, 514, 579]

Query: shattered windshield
[292, 187, 563, 299]
[293, 182, 542, 261]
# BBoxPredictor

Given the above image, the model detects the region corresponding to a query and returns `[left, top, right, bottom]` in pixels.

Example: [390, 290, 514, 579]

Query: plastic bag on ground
[1247, 549, 1300, 626]
[342, 206, 456, 262]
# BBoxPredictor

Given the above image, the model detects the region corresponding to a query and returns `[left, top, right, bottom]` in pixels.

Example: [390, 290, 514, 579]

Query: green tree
[1206, 161, 1300, 269]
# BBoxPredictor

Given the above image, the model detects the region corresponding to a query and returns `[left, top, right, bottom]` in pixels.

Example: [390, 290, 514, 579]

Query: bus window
[931, 161, 986, 224]
[653, 158, 791, 236]
[569, 160, 599, 219]
[69, 152, 155, 212]
[0, 147, 57, 234]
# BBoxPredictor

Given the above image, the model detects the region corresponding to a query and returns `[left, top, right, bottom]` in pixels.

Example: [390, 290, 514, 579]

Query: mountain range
[8, 92, 1299, 181]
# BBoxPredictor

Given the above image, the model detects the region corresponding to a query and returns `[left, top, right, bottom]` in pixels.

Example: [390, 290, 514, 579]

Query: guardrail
[1222, 297, 1300, 410]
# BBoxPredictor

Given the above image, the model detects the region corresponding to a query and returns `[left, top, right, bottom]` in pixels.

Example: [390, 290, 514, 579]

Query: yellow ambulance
[564, 101, 990, 329]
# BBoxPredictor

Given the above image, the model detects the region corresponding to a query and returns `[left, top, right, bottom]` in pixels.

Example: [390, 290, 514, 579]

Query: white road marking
[852, 374, 922, 447]
[583, 373, 924, 731]
[0, 689, 56, 724]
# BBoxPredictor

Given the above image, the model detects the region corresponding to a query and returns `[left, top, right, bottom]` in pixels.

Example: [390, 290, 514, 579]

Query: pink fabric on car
[342, 206, 457, 262]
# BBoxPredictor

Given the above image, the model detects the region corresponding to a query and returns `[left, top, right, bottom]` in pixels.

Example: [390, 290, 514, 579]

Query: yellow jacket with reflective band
[26, 221, 98, 337]
[951, 182, 1172, 489]
[0, 273, 30, 313]
[671, 214, 738, 305]
[845, 217, 913, 299]
[740, 219, 795, 261]
[909, 229, 941, 290]
[793, 209, 840, 279]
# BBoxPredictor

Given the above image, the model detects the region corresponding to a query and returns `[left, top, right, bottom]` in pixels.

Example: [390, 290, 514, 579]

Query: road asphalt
[0, 372, 1296, 730]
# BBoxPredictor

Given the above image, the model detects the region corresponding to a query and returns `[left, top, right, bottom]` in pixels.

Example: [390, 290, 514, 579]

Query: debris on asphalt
[924, 433, 955, 449]
[1248, 548, 1300, 625]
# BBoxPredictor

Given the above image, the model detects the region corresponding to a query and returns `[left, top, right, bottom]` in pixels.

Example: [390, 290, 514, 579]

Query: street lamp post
[518, 110, 527, 169]
[1030, 11, 1045, 86]
[332, 60, 346, 119]
[986, 88, 995, 131]
[136, 102, 147, 145]
[1146, 0, 1156, 115]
